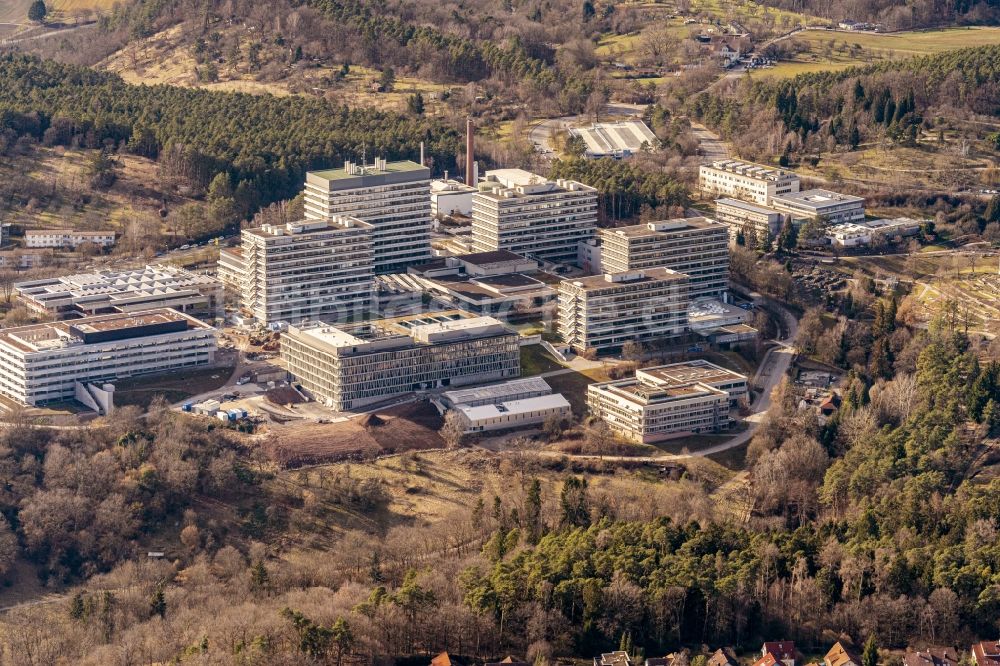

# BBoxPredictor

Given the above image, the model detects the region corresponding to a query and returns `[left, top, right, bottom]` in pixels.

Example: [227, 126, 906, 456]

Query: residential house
[825, 642, 862, 666]
[486, 658, 529, 666]
[972, 641, 1000, 666]
[596, 652, 634, 666]
[903, 647, 959, 666]
[759, 642, 796, 666]
[709, 648, 740, 666]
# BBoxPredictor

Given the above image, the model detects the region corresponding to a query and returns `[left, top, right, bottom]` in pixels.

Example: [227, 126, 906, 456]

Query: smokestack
[465, 118, 475, 186]
[420, 141, 425, 167]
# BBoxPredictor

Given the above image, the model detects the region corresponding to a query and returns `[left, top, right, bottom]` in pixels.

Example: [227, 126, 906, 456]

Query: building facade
[599, 218, 730, 300]
[587, 361, 748, 443]
[431, 179, 477, 218]
[558, 269, 690, 352]
[471, 169, 598, 264]
[698, 159, 800, 205]
[25, 230, 116, 249]
[714, 198, 784, 244]
[770, 189, 865, 224]
[240, 218, 374, 325]
[281, 311, 520, 411]
[0, 309, 217, 405]
[16, 265, 224, 319]
[303, 159, 431, 274]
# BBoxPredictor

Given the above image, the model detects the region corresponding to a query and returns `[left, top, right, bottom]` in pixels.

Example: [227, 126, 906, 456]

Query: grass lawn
[544, 371, 596, 419]
[520, 345, 564, 376]
[764, 26, 1000, 79]
[707, 441, 749, 470]
[113, 364, 235, 410]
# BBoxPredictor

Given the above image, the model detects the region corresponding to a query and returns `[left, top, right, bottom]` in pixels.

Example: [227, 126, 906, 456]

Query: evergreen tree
[251, 560, 271, 592]
[525, 478, 542, 544]
[27, 0, 46, 22]
[69, 592, 85, 620]
[407, 92, 425, 115]
[149, 584, 166, 619]
[862, 635, 879, 666]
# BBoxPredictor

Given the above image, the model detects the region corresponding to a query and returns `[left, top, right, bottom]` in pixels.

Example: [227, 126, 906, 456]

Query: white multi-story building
[217, 247, 245, 291]
[240, 218, 374, 325]
[698, 159, 800, 205]
[471, 169, 598, 264]
[16, 265, 224, 319]
[303, 159, 431, 274]
[558, 269, 690, 352]
[281, 311, 521, 411]
[0, 309, 217, 405]
[24, 229, 117, 249]
[587, 360, 748, 443]
[599, 218, 730, 300]
[770, 189, 865, 224]
[714, 198, 784, 244]
[431, 179, 477, 218]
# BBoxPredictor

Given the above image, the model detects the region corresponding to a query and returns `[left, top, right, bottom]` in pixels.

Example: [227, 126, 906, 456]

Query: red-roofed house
[972, 641, 1000, 666]
[760, 642, 796, 666]
[904, 647, 959, 666]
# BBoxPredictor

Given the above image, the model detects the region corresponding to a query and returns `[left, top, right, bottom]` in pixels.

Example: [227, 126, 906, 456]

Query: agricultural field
[764, 26, 1000, 78]
[0, 0, 114, 27]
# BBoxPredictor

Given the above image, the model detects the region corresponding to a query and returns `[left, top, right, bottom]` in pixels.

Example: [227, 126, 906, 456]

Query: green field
[765, 26, 1000, 78]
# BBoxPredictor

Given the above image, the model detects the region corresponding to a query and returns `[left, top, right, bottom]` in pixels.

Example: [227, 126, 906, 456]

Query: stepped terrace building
[16, 265, 224, 320]
[0, 309, 217, 405]
[240, 218, 374, 325]
[281, 311, 520, 411]
[557, 269, 690, 353]
[470, 169, 598, 264]
[587, 360, 748, 443]
[303, 159, 431, 273]
[599, 218, 730, 300]
[698, 159, 800, 205]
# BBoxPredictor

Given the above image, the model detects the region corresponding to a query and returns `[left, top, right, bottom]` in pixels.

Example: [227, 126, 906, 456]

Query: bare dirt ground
[262, 401, 445, 467]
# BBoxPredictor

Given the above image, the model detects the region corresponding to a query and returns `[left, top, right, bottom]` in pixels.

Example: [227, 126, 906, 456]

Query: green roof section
[309, 160, 427, 182]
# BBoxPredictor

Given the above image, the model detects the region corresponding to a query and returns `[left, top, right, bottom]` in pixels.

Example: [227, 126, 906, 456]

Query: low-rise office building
[281, 311, 520, 411]
[454, 394, 572, 434]
[558, 269, 690, 352]
[0, 309, 217, 405]
[16, 265, 224, 319]
[587, 360, 748, 442]
[303, 159, 431, 273]
[699, 159, 800, 205]
[599, 218, 730, 300]
[770, 189, 865, 224]
[25, 229, 116, 249]
[387, 250, 557, 319]
[442, 375, 553, 407]
[714, 198, 784, 244]
[826, 217, 922, 247]
[471, 169, 598, 264]
[240, 218, 375, 325]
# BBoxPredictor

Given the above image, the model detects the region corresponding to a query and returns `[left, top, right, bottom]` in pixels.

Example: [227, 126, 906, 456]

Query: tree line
[0, 54, 462, 223]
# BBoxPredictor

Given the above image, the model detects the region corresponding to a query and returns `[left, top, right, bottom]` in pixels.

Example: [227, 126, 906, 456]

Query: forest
[689, 44, 1000, 162]
[0, 54, 462, 224]
[760, 0, 999, 30]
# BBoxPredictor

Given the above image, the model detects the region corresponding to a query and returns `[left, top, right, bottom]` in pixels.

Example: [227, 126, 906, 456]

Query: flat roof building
[25, 229, 117, 249]
[471, 169, 598, 264]
[0, 308, 216, 405]
[587, 360, 748, 443]
[599, 218, 730, 300]
[240, 218, 374, 325]
[217, 246, 245, 291]
[16, 265, 224, 320]
[699, 159, 800, 205]
[558, 269, 690, 352]
[826, 217, 922, 247]
[570, 119, 657, 159]
[281, 310, 520, 411]
[304, 159, 431, 274]
[770, 188, 865, 224]
[454, 393, 572, 434]
[714, 198, 784, 245]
